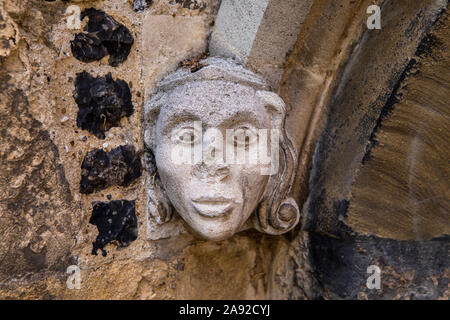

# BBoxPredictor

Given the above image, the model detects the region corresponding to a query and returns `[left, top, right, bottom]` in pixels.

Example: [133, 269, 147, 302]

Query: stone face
[89, 200, 138, 256]
[144, 58, 299, 241]
[80, 145, 142, 194]
[74, 71, 134, 139]
[70, 8, 134, 66]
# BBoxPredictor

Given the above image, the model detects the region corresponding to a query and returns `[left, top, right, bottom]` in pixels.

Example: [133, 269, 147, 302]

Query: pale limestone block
[142, 14, 209, 96]
[209, 0, 313, 88]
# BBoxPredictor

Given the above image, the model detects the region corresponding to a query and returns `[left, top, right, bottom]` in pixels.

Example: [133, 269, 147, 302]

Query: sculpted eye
[172, 127, 201, 145]
[231, 126, 258, 149]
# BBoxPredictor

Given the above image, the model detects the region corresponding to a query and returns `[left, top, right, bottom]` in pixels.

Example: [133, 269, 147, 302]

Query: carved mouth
[191, 197, 234, 217]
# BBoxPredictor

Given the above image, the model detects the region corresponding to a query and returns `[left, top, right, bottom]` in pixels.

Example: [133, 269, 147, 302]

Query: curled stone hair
[144, 57, 299, 236]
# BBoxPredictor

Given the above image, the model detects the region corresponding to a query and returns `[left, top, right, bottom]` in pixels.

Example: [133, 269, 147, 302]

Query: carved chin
[195, 229, 234, 242]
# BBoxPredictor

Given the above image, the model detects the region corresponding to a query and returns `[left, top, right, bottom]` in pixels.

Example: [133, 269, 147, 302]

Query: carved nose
[213, 165, 230, 180]
[193, 162, 230, 181]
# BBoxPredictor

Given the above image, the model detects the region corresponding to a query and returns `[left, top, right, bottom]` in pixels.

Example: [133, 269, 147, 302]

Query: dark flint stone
[70, 8, 134, 66]
[80, 145, 142, 194]
[89, 200, 138, 256]
[74, 71, 133, 139]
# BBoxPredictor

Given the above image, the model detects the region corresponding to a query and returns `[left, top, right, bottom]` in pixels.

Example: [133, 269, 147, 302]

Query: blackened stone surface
[70, 8, 134, 66]
[89, 200, 138, 256]
[74, 71, 133, 139]
[304, 0, 447, 239]
[297, 3, 449, 300]
[80, 145, 142, 194]
[309, 233, 449, 299]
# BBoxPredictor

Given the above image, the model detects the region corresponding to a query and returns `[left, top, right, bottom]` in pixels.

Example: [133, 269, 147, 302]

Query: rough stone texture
[209, 0, 268, 64]
[347, 14, 450, 241]
[280, 0, 449, 299]
[0, 4, 19, 58]
[280, 0, 385, 213]
[0, 27, 81, 286]
[133, 0, 153, 12]
[303, 0, 447, 239]
[171, 0, 208, 11]
[141, 13, 210, 96]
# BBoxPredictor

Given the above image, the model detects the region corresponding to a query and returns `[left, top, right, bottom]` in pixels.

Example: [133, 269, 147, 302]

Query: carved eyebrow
[221, 110, 266, 129]
[160, 109, 200, 135]
[159, 107, 268, 136]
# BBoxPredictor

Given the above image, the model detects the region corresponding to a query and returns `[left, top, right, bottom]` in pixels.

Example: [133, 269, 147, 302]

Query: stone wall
[0, 0, 448, 300]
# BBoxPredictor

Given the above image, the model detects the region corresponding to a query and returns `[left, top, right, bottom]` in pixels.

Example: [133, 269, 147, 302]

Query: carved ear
[143, 91, 165, 150]
[254, 197, 300, 235]
[146, 177, 173, 225]
[144, 148, 173, 226]
[256, 90, 286, 130]
[144, 92, 174, 225]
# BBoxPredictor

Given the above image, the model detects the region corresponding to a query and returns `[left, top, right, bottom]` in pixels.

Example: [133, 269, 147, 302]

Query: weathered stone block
[142, 14, 209, 95]
[209, 0, 268, 64]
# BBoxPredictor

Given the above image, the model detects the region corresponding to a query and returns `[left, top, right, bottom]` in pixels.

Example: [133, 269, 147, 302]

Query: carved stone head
[144, 58, 299, 241]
